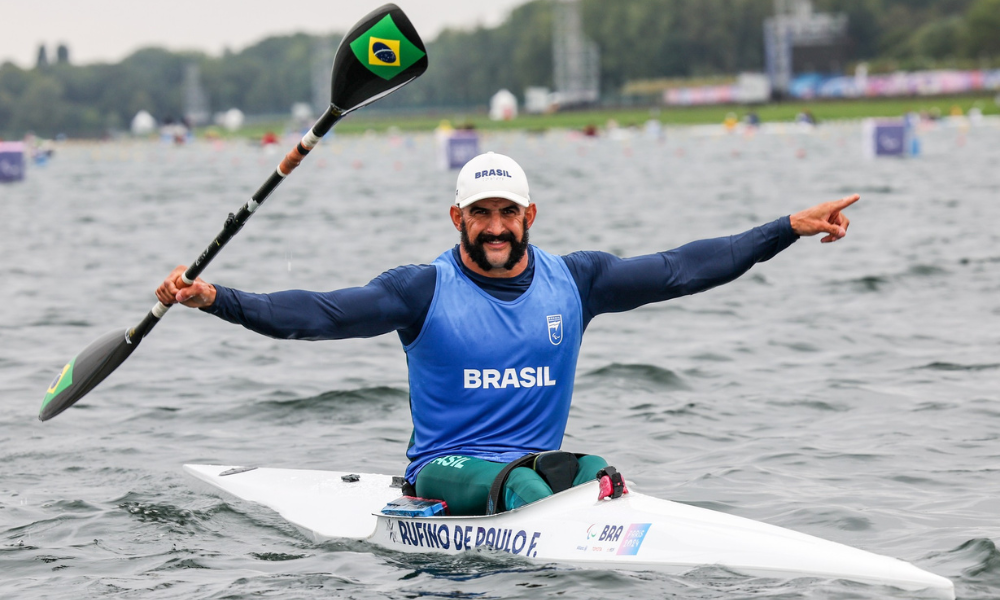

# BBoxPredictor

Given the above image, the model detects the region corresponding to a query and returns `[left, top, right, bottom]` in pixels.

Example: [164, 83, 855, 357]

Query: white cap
[455, 152, 530, 208]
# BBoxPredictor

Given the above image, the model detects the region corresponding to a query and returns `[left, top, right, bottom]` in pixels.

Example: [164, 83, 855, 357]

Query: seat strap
[485, 453, 538, 515]
[486, 452, 592, 514]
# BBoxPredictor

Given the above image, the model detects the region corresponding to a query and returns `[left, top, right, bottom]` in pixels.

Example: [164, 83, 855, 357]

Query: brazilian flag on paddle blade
[44, 359, 75, 405]
[39, 328, 140, 421]
[330, 4, 427, 113]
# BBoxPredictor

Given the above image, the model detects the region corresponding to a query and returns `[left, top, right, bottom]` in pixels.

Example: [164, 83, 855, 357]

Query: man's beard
[460, 218, 530, 272]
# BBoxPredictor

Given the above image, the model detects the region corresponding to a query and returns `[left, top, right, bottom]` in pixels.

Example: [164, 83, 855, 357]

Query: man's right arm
[157, 264, 436, 342]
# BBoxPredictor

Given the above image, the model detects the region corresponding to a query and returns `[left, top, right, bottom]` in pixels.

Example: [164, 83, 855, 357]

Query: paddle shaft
[126, 105, 344, 344]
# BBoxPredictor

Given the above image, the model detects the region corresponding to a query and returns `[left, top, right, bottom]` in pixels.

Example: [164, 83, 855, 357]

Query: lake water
[2, 118, 999, 599]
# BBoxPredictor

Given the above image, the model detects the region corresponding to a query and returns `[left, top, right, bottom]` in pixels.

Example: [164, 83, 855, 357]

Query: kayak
[184, 464, 954, 598]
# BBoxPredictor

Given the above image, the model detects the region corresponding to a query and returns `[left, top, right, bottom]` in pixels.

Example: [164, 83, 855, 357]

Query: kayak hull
[183, 464, 954, 598]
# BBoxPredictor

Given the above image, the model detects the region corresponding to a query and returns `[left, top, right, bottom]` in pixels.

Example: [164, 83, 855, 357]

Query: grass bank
[222, 93, 999, 139]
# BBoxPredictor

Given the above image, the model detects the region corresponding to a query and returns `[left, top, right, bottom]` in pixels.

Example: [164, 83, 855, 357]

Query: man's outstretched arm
[154, 264, 435, 341]
[564, 195, 859, 324]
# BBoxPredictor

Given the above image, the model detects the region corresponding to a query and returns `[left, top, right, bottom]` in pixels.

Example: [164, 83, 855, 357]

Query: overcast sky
[0, 0, 530, 68]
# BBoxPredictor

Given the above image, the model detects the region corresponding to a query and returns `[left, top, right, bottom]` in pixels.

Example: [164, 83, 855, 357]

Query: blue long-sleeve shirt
[204, 217, 797, 344]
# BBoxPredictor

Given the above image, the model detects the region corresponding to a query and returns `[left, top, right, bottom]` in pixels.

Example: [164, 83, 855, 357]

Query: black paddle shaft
[127, 106, 343, 343]
[186, 107, 342, 283]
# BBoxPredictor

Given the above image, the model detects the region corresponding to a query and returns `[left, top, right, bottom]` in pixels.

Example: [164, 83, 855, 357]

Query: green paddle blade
[39, 329, 140, 421]
[331, 3, 428, 113]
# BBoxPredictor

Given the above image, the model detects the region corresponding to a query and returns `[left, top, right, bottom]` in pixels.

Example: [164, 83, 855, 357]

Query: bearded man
[157, 151, 858, 515]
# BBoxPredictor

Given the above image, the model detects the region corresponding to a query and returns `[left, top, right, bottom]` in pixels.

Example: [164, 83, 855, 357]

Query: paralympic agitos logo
[350, 15, 425, 80]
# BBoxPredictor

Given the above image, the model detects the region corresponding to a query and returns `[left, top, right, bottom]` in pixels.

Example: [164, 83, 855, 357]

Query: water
[2, 120, 999, 599]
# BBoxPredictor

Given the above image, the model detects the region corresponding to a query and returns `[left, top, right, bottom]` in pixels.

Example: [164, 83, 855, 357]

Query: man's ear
[525, 203, 537, 229]
[450, 205, 463, 231]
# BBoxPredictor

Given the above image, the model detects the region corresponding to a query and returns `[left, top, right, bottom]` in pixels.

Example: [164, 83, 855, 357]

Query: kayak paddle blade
[330, 3, 428, 114]
[39, 328, 141, 421]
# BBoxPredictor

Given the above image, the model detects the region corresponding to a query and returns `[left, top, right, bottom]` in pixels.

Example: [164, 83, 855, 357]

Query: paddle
[39, 4, 428, 421]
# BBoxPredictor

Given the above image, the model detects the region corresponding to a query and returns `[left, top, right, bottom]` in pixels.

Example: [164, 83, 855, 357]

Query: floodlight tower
[552, 0, 600, 107]
[312, 36, 336, 117]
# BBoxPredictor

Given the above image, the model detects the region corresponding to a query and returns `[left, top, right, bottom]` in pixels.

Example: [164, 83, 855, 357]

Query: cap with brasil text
[455, 152, 530, 209]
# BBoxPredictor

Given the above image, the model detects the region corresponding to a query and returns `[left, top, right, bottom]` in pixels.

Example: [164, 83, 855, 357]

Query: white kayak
[184, 464, 954, 598]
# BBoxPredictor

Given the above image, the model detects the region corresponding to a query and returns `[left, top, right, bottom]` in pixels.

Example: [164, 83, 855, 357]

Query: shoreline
[209, 93, 1000, 138]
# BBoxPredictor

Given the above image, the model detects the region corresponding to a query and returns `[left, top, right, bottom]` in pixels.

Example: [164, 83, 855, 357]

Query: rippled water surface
[2, 119, 999, 599]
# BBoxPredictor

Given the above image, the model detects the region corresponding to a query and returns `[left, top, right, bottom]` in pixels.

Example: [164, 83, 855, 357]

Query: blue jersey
[402, 247, 583, 482]
[204, 217, 799, 482]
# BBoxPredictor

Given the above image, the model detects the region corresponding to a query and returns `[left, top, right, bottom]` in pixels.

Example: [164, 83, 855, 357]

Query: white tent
[489, 89, 518, 121]
[221, 108, 244, 131]
[291, 102, 313, 122]
[130, 110, 156, 135]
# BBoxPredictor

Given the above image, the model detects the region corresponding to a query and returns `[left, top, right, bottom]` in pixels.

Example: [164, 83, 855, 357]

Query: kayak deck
[183, 464, 954, 598]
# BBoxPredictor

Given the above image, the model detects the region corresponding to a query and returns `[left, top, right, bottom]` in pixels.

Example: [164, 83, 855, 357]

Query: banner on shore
[664, 69, 1000, 106]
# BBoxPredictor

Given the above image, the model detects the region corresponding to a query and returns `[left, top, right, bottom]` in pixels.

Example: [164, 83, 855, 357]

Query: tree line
[1, 0, 997, 138]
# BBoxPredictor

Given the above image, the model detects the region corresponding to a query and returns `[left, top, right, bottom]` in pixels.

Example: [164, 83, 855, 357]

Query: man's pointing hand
[790, 194, 860, 243]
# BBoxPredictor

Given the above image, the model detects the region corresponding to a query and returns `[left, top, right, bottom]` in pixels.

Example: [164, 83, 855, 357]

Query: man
[157, 151, 857, 515]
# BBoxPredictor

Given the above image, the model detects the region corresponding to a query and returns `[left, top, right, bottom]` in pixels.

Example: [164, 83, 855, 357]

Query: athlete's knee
[574, 454, 609, 486]
[504, 466, 552, 509]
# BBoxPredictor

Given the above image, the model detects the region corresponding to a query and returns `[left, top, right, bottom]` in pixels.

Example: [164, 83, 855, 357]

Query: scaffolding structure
[552, 0, 599, 106]
[183, 64, 210, 126]
[311, 36, 336, 117]
[764, 0, 848, 96]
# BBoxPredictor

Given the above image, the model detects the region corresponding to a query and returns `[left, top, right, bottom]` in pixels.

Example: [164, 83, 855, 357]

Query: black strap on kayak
[486, 451, 585, 515]
[596, 466, 626, 499]
[486, 454, 537, 515]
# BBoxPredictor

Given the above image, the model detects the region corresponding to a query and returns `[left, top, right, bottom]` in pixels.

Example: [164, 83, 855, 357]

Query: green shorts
[414, 454, 608, 516]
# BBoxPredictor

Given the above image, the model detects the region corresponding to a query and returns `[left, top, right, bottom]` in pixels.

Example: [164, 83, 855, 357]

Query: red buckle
[597, 467, 628, 500]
